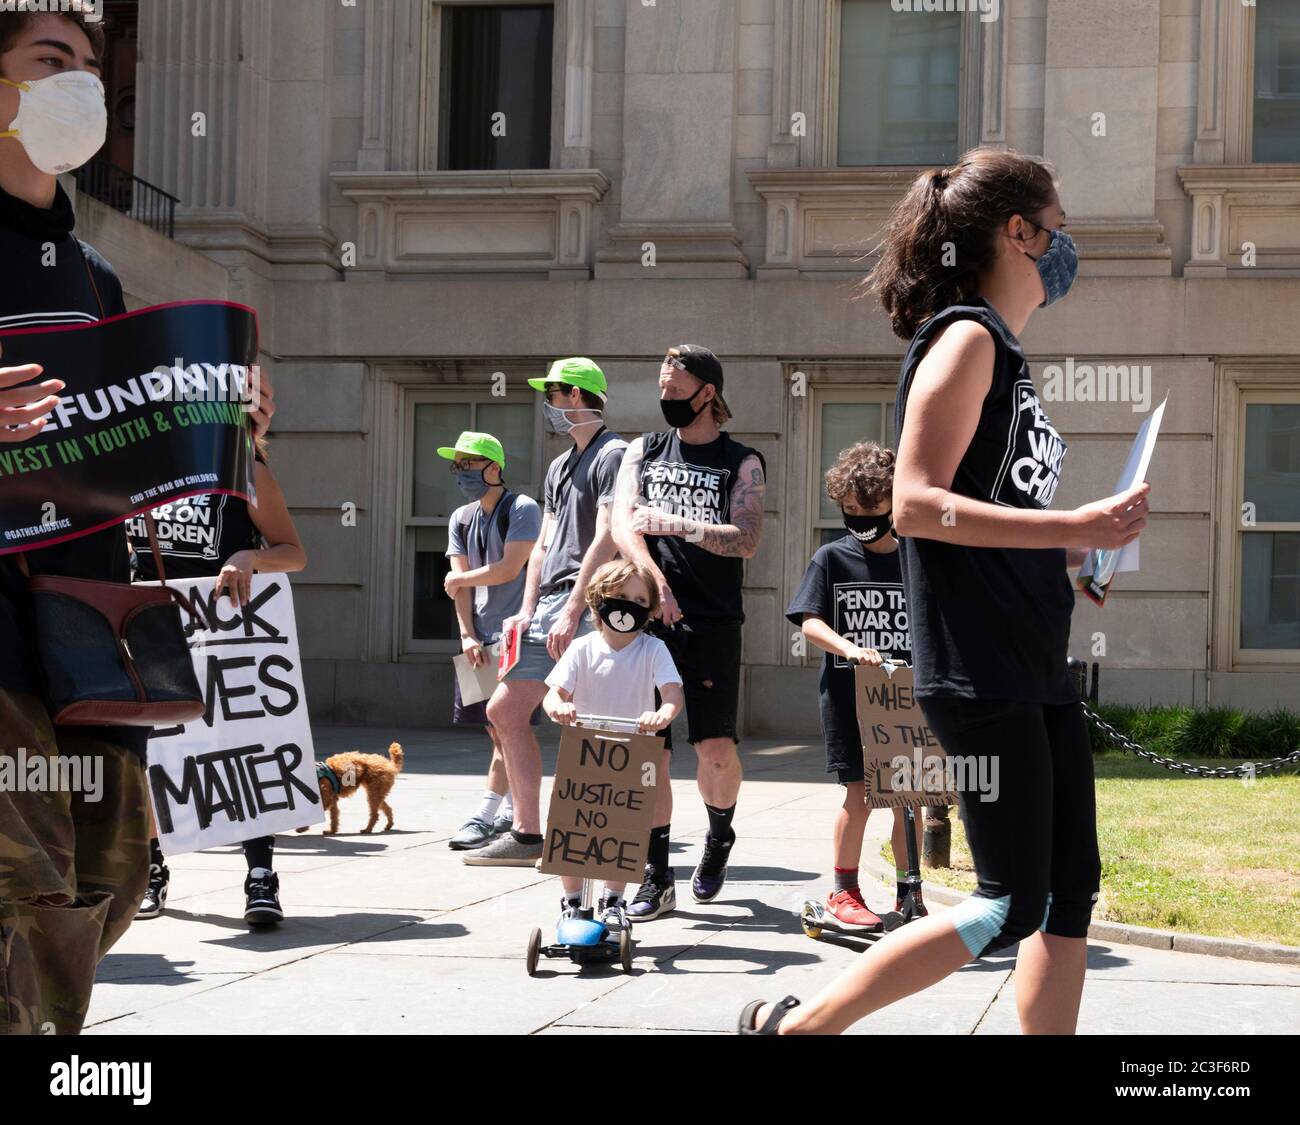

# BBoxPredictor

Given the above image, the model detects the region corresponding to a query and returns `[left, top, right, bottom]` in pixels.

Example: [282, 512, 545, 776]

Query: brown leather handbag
[22, 513, 206, 727]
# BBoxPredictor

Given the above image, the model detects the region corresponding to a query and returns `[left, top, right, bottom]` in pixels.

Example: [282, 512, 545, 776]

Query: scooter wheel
[526, 927, 542, 977]
[800, 904, 822, 940]
[619, 928, 633, 973]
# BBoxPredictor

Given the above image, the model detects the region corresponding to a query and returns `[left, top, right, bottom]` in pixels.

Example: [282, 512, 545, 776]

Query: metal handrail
[73, 157, 179, 239]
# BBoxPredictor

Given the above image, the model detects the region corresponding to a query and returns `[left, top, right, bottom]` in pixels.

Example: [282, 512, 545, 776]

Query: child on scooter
[543, 560, 684, 932]
[785, 442, 925, 935]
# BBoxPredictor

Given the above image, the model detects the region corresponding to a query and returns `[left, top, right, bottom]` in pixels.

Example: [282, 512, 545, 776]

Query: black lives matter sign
[540, 727, 664, 884]
[146, 573, 322, 853]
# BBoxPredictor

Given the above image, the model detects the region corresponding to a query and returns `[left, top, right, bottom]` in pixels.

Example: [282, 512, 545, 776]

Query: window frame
[398, 385, 544, 657]
[827, 0, 985, 170]
[419, 0, 563, 173]
[1230, 386, 1300, 667]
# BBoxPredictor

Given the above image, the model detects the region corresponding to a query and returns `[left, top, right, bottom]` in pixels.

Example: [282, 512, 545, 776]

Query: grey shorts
[503, 586, 594, 683]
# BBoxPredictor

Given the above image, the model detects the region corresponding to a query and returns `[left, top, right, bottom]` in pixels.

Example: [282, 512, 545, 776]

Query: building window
[1239, 399, 1300, 656]
[403, 392, 540, 654]
[1252, 3, 1300, 163]
[438, 4, 555, 171]
[836, 0, 963, 167]
[810, 390, 896, 553]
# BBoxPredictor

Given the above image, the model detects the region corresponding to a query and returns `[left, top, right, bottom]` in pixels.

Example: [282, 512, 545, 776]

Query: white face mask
[0, 71, 107, 175]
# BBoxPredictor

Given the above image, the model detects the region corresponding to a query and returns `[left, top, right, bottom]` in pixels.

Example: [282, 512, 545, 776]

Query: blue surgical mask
[1030, 229, 1078, 307]
[455, 470, 490, 501]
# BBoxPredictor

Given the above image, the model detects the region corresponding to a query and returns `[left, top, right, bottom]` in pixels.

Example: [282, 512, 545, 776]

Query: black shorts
[650, 618, 743, 748]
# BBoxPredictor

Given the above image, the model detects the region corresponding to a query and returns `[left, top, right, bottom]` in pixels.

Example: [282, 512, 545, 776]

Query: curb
[862, 851, 1300, 966]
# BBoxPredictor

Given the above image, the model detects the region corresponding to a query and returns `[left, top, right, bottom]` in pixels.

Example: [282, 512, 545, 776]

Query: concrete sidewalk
[87, 726, 1300, 1035]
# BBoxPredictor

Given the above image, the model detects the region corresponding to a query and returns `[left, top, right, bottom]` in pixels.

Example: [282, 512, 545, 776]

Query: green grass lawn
[882, 753, 1300, 948]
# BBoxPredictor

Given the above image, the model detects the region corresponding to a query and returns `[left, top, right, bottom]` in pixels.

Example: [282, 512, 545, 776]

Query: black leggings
[919, 697, 1101, 958]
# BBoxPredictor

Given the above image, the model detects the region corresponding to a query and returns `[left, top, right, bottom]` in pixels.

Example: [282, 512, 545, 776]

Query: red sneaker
[825, 888, 883, 933]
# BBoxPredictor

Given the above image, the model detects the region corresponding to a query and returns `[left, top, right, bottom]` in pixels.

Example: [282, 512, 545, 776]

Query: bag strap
[142, 510, 168, 585]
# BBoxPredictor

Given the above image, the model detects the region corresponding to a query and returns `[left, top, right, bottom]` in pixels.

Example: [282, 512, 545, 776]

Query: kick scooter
[527, 713, 639, 976]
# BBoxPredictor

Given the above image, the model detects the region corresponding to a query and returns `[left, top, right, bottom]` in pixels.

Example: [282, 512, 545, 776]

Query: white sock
[476, 791, 505, 823]
[499, 792, 514, 822]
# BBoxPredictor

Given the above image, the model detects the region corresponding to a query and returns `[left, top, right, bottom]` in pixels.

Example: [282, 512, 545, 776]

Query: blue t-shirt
[446, 492, 542, 644]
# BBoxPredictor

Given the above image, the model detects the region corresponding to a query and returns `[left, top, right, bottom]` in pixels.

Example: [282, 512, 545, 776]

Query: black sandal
[738, 995, 800, 1035]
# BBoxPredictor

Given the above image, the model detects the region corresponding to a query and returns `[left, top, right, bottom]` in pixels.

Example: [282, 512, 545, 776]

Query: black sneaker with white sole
[244, 868, 284, 925]
[627, 867, 676, 921]
[691, 834, 734, 903]
[135, 863, 169, 919]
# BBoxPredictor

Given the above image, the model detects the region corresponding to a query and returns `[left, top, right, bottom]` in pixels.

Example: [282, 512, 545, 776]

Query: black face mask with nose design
[597, 597, 652, 634]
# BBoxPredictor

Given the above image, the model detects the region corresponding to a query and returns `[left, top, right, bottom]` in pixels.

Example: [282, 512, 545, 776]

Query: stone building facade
[88, 0, 1299, 733]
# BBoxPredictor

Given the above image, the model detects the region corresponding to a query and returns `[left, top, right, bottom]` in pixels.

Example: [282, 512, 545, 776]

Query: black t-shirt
[786, 535, 912, 753]
[638, 430, 765, 622]
[0, 184, 146, 756]
[129, 462, 264, 582]
[893, 299, 1076, 704]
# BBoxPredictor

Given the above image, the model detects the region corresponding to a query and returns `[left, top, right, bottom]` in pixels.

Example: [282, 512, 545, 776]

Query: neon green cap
[527, 357, 608, 402]
[436, 431, 506, 468]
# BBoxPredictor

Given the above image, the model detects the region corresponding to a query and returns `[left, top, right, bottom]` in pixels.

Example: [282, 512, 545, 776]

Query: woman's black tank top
[893, 299, 1077, 703]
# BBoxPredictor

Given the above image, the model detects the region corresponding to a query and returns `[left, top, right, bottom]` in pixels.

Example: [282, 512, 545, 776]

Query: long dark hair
[865, 147, 1058, 340]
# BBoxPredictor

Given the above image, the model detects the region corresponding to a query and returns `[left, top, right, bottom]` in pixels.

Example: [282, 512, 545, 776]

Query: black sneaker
[627, 867, 676, 921]
[136, 863, 169, 919]
[244, 867, 284, 925]
[691, 834, 734, 903]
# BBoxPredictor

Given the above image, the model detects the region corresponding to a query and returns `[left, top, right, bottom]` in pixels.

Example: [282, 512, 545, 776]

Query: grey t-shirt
[446, 492, 543, 644]
[539, 429, 628, 595]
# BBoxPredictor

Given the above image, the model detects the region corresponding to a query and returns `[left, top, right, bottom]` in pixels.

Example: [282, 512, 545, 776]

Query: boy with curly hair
[785, 442, 923, 934]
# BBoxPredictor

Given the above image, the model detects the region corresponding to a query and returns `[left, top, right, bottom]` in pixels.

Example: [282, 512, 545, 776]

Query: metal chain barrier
[1080, 701, 1300, 779]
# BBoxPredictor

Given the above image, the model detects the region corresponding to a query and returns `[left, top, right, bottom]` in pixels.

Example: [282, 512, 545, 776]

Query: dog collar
[316, 762, 342, 794]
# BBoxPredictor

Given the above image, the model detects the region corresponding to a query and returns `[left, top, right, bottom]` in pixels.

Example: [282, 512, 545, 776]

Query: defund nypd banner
[145, 573, 323, 855]
[0, 301, 259, 557]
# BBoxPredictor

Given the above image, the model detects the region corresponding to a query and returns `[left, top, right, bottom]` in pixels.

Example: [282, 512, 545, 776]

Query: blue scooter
[527, 714, 638, 977]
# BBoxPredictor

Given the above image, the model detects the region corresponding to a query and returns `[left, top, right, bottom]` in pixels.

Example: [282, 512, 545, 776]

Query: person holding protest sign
[739, 150, 1149, 1036]
[440, 431, 542, 850]
[785, 442, 923, 934]
[465, 359, 627, 867]
[129, 440, 305, 925]
[542, 560, 683, 931]
[610, 346, 765, 919]
[0, 7, 275, 1034]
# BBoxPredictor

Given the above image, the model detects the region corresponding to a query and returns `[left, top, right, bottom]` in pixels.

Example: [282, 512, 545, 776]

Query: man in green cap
[440, 432, 543, 851]
[465, 359, 628, 867]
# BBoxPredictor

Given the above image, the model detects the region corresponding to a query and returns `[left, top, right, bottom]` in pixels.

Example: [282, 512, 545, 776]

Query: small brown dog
[298, 742, 404, 836]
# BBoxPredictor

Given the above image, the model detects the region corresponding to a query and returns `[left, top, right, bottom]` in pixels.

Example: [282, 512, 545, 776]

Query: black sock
[243, 835, 274, 872]
[512, 829, 543, 845]
[834, 867, 860, 893]
[648, 824, 671, 871]
[149, 837, 164, 867]
[705, 803, 736, 845]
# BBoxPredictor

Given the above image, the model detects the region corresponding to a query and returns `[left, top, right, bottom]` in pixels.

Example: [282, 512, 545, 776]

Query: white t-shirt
[545, 631, 682, 723]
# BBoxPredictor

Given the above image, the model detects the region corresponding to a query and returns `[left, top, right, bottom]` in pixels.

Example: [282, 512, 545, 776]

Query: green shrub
[1088, 702, 1300, 760]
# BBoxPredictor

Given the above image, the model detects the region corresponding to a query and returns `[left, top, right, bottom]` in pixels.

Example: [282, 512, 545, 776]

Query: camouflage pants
[0, 690, 149, 1036]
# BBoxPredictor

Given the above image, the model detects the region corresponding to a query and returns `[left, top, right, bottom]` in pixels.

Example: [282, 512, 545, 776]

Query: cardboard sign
[540, 726, 665, 883]
[145, 574, 323, 854]
[454, 642, 501, 706]
[0, 302, 259, 556]
[856, 664, 959, 809]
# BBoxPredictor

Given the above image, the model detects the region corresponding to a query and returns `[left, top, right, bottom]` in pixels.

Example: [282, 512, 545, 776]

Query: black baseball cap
[670, 345, 730, 417]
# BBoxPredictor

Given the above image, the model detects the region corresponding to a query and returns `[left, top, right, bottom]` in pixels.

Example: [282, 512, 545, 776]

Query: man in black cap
[611, 345, 766, 919]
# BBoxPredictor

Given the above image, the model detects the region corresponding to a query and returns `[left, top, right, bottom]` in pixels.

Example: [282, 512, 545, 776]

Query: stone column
[135, 0, 338, 283]
[1042, 0, 1169, 275]
[596, 0, 747, 278]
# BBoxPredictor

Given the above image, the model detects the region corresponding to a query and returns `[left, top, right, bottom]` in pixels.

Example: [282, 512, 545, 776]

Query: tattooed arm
[613, 438, 683, 625]
[679, 454, 766, 559]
